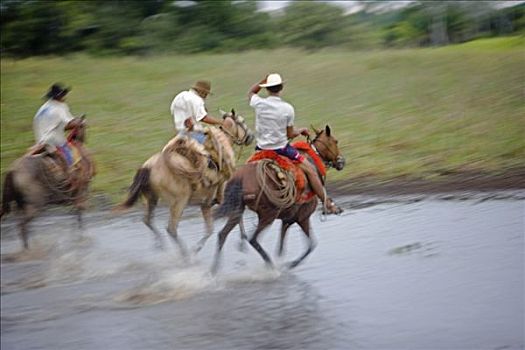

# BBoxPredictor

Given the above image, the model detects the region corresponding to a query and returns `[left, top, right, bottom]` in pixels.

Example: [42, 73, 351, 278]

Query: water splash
[115, 266, 219, 305]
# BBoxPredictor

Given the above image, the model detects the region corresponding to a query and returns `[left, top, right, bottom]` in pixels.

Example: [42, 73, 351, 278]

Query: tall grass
[1, 37, 524, 201]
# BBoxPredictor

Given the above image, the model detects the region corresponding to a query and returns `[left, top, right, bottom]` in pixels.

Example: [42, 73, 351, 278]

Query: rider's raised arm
[248, 76, 267, 101]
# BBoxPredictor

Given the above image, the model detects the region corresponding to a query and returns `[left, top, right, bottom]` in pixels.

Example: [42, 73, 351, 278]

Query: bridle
[309, 132, 343, 169]
[220, 114, 254, 146]
[68, 121, 86, 143]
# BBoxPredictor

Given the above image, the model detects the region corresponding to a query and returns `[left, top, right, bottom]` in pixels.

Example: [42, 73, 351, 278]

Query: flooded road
[1, 192, 524, 350]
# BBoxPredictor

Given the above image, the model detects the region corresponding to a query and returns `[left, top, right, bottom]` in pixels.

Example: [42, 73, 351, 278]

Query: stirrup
[322, 199, 343, 215]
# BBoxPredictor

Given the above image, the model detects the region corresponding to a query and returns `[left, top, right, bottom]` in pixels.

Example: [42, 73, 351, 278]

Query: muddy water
[1, 192, 524, 350]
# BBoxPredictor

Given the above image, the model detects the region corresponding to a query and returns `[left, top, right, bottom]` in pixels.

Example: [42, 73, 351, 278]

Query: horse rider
[33, 83, 84, 172]
[248, 73, 341, 215]
[170, 80, 224, 143]
[169, 80, 231, 203]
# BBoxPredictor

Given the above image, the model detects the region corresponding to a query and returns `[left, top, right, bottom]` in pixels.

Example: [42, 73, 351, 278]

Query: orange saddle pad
[247, 150, 316, 202]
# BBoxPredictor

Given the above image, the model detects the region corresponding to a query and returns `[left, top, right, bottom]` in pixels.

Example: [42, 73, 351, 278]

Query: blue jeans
[256, 144, 305, 162]
[57, 144, 73, 166]
[180, 131, 207, 144]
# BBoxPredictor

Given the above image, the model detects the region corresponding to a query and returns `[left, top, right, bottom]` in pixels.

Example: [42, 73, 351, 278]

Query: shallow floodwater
[1, 192, 524, 350]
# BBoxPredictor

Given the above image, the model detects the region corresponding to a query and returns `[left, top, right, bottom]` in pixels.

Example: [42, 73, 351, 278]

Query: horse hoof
[286, 261, 300, 269]
[237, 241, 247, 253]
[323, 205, 343, 215]
[153, 241, 166, 251]
[265, 262, 276, 270]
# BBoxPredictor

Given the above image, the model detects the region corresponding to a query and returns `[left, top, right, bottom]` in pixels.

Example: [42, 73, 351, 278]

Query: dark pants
[256, 144, 305, 162]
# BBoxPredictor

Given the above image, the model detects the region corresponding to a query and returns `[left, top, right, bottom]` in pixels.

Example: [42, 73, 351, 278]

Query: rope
[236, 144, 244, 162]
[37, 156, 85, 202]
[255, 160, 296, 210]
[319, 187, 328, 222]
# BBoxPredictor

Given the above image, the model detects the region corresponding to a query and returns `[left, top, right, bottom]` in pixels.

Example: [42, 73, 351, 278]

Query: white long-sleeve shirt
[170, 89, 207, 132]
[33, 99, 74, 147]
[250, 94, 295, 150]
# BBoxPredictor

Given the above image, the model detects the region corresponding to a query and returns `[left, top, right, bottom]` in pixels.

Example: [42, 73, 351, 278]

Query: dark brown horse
[212, 125, 345, 273]
[0, 118, 95, 249]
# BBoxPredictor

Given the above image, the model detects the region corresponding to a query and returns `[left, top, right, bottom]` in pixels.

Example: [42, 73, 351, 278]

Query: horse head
[311, 125, 345, 171]
[220, 109, 254, 146]
[68, 114, 87, 143]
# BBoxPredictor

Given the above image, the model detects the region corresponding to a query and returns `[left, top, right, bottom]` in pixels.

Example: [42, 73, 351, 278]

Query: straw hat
[192, 80, 212, 95]
[259, 73, 284, 87]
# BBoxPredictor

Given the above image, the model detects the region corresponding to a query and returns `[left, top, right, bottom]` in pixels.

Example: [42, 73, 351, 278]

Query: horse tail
[1, 171, 23, 219]
[113, 168, 151, 213]
[214, 177, 244, 219]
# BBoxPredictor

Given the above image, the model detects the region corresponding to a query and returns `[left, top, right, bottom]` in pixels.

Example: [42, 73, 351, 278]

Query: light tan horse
[115, 110, 253, 255]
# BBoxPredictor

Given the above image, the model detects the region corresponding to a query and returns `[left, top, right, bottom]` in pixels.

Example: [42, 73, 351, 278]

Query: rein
[67, 122, 85, 144]
[220, 116, 250, 146]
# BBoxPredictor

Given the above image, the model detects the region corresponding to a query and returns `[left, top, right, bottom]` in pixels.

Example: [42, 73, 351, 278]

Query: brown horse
[212, 125, 345, 273]
[0, 118, 95, 249]
[115, 110, 254, 255]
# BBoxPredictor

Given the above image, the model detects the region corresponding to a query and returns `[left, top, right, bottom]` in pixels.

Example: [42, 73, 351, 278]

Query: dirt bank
[328, 167, 525, 196]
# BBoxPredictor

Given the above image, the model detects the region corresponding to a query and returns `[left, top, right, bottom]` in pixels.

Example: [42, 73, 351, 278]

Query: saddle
[163, 128, 235, 185]
[27, 142, 83, 166]
[247, 141, 326, 203]
[26, 143, 88, 199]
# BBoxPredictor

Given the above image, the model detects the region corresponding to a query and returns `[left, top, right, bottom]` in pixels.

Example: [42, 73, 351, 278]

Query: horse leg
[249, 216, 275, 268]
[71, 206, 86, 244]
[237, 216, 248, 252]
[214, 180, 225, 205]
[211, 213, 242, 275]
[73, 188, 88, 236]
[19, 205, 38, 250]
[76, 207, 83, 230]
[287, 218, 317, 269]
[143, 193, 165, 250]
[193, 204, 213, 254]
[277, 221, 293, 257]
[166, 201, 189, 258]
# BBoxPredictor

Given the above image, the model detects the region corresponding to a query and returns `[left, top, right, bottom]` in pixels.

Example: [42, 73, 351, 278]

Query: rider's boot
[299, 162, 342, 215]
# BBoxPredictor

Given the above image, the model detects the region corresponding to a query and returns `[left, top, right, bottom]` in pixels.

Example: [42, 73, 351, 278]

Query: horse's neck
[217, 125, 236, 147]
[212, 127, 235, 150]
[68, 127, 85, 143]
[298, 141, 327, 177]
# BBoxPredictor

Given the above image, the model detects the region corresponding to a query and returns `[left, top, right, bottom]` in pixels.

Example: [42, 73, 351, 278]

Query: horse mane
[292, 141, 326, 177]
[207, 127, 235, 163]
[205, 127, 235, 176]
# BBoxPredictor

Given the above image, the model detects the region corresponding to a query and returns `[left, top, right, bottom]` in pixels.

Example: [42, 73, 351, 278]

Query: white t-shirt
[170, 89, 207, 132]
[33, 99, 74, 147]
[249, 94, 295, 150]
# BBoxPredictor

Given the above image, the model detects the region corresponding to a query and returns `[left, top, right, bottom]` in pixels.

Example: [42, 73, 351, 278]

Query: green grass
[2, 37, 524, 201]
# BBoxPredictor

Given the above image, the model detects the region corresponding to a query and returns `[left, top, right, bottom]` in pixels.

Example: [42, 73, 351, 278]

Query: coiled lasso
[254, 159, 297, 210]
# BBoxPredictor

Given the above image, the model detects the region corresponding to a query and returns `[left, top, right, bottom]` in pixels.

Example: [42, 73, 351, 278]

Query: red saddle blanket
[247, 141, 326, 202]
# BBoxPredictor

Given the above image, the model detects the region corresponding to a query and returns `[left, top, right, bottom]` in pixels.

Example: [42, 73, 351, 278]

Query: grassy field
[1, 37, 524, 202]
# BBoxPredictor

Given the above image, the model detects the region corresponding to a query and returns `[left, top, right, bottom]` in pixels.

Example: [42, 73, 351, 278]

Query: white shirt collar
[47, 99, 65, 106]
[189, 89, 204, 101]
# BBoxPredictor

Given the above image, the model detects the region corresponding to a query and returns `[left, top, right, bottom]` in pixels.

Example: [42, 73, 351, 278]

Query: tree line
[1, 0, 523, 56]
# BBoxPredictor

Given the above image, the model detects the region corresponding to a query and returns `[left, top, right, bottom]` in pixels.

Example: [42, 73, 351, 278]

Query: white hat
[259, 73, 285, 87]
